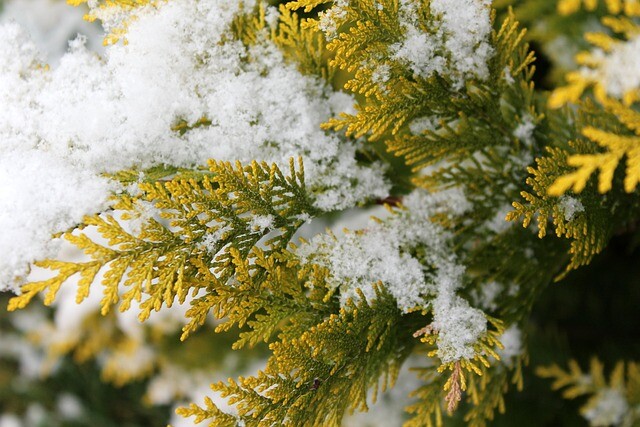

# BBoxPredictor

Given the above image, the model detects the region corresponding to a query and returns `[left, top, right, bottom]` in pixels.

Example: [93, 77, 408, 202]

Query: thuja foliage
[2, 0, 640, 426]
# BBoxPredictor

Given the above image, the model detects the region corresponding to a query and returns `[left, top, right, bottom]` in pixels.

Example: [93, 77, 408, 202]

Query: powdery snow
[559, 195, 585, 221]
[593, 35, 640, 99]
[496, 325, 523, 367]
[298, 188, 488, 363]
[583, 388, 629, 427]
[0, 0, 389, 291]
[393, 0, 493, 88]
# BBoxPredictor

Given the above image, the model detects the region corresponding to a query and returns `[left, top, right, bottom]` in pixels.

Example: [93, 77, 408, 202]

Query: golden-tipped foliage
[549, 11, 640, 109]
[556, 0, 640, 16]
[9, 159, 320, 331]
[507, 145, 612, 275]
[180, 285, 415, 427]
[68, 0, 157, 45]
[550, 99, 640, 195]
[407, 320, 526, 427]
[317, 7, 536, 173]
[537, 358, 640, 425]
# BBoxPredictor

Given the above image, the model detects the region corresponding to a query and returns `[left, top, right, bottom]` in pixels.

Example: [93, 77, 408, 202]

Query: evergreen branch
[9, 159, 320, 333]
[182, 285, 415, 426]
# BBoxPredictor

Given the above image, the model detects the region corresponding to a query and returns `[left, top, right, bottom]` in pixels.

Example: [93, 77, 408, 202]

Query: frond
[550, 100, 640, 195]
[182, 285, 414, 427]
[537, 358, 640, 425]
[9, 159, 320, 335]
[507, 146, 614, 276]
[556, 0, 640, 15]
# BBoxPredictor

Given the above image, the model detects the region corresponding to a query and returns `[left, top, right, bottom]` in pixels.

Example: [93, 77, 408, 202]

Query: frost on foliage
[583, 388, 629, 427]
[299, 188, 487, 363]
[392, 0, 493, 88]
[559, 195, 584, 221]
[0, 0, 388, 290]
[318, 0, 348, 38]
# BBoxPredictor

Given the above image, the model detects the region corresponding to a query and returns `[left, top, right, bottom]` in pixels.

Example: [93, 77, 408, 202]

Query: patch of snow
[583, 388, 629, 427]
[559, 195, 584, 221]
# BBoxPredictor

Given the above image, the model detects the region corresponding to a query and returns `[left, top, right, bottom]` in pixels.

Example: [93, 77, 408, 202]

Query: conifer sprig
[9, 158, 321, 331]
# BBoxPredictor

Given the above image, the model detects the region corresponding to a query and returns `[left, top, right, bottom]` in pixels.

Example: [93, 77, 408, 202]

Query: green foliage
[9, 158, 320, 337]
[179, 284, 416, 427]
[6, 1, 640, 426]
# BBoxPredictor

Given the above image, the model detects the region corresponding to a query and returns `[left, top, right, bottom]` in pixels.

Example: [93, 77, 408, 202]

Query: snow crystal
[371, 64, 391, 84]
[503, 66, 515, 85]
[583, 388, 629, 427]
[56, 394, 83, 420]
[264, 6, 280, 30]
[559, 195, 584, 221]
[0, 0, 389, 290]
[430, 259, 487, 363]
[393, 0, 493, 88]
[473, 281, 503, 311]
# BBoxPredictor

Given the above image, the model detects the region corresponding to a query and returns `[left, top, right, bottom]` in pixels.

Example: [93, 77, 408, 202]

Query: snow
[513, 113, 536, 147]
[56, 394, 84, 420]
[393, 0, 493, 88]
[559, 195, 584, 221]
[496, 325, 522, 367]
[297, 188, 470, 312]
[0, 150, 113, 293]
[596, 35, 640, 99]
[298, 188, 486, 363]
[473, 281, 503, 311]
[317, 0, 349, 39]
[0, 415, 22, 427]
[0, 0, 389, 291]
[371, 64, 391, 85]
[503, 66, 515, 85]
[484, 204, 515, 234]
[248, 215, 275, 232]
[409, 115, 439, 135]
[0, 0, 103, 65]
[583, 388, 629, 427]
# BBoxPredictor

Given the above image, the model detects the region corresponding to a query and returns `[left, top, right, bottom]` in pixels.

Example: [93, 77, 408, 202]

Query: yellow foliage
[549, 100, 640, 195]
[557, 0, 640, 15]
[9, 158, 319, 333]
[67, 0, 158, 45]
[537, 358, 640, 424]
[550, 14, 640, 109]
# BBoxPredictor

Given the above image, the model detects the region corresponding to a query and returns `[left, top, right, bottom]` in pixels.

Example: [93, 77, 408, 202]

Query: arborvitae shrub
[1, 0, 640, 425]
